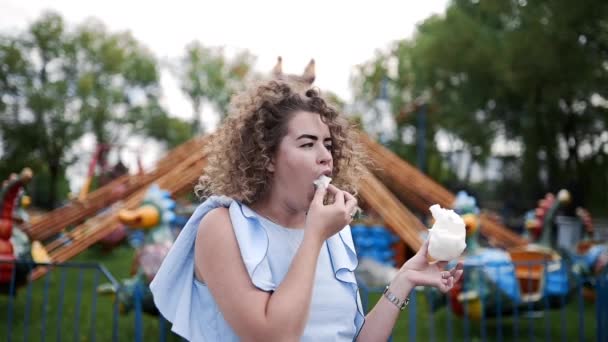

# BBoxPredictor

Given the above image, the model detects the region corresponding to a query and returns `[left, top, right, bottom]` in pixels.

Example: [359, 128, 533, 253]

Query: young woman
[151, 79, 463, 341]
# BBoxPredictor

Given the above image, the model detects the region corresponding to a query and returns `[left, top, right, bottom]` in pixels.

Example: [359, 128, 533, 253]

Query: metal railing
[359, 259, 608, 341]
[2, 259, 607, 341]
[1, 260, 120, 341]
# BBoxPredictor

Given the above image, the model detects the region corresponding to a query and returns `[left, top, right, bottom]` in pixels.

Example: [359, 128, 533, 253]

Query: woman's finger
[450, 262, 464, 282]
[440, 270, 451, 279]
[450, 262, 464, 275]
[325, 184, 340, 195]
[453, 269, 464, 283]
[343, 190, 356, 203]
[344, 196, 358, 217]
[332, 188, 345, 206]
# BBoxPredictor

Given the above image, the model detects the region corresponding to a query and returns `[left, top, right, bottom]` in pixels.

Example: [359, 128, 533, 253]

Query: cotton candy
[427, 204, 467, 261]
[313, 175, 332, 189]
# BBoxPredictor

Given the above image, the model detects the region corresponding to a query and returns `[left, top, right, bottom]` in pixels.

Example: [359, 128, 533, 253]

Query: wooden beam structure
[358, 133, 527, 248]
[27, 136, 208, 241]
[30, 128, 529, 279]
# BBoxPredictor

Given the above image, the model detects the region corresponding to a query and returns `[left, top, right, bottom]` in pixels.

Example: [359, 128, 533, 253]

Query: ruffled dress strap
[326, 225, 366, 335]
[228, 200, 275, 291]
[150, 196, 278, 339]
[149, 196, 233, 338]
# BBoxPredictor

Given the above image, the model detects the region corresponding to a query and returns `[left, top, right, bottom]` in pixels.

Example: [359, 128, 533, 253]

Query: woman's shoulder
[194, 197, 276, 291]
[195, 205, 233, 245]
[199, 206, 230, 226]
[194, 198, 264, 250]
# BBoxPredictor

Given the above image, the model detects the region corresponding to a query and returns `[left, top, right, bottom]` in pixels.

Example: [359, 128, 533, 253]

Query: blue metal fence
[1, 259, 606, 341]
[0, 260, 121, 341]
[357, 259, 608, 342]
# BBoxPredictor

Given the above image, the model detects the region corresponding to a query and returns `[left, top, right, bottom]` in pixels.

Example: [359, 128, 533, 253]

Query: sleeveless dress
[150, 196, 365, 341]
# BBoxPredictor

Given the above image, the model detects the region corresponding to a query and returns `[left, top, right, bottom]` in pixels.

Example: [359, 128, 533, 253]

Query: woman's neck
[251, 193, 306, 229]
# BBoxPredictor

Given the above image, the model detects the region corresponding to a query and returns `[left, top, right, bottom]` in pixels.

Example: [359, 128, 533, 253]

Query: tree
[0, 12, 86, 208]
[137, 101, 192, 149]
[352, 0, 608, 210]
[72, 18, 166, 166]
[351, 43, 467, 186]
[176, 42, 256, 133]
[0, 12, 180, 208]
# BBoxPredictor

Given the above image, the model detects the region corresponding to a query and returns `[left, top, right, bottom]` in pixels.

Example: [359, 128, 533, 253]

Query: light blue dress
[150, 196, 365, 341]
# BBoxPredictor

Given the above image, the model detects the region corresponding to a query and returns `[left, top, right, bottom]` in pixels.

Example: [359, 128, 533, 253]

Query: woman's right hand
[305, 184, 358, 241]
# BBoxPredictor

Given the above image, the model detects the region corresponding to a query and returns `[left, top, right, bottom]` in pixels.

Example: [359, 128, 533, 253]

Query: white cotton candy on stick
[313, 175, 332, 189]
[427, 204, 467, 261]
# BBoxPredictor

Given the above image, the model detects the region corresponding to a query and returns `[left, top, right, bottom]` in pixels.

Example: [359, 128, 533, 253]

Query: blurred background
[1, 1, 608, 341]
[2, 0, 607, 218]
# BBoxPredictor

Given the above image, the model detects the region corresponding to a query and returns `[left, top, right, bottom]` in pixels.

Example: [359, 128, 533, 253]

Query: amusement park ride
[0, 168, 50, 294]
[1, 58, 605, 322]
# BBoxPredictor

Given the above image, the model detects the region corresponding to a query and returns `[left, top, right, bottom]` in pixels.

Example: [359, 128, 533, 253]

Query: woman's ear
[267, 160, 275, 172]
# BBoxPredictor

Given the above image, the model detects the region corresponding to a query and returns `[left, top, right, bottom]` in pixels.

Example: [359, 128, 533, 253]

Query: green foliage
[0, 11, 191, 208]
[352, 0, 608, 210]
[71, 18, 163, 146]
[175, 42, 257, 133]
[0, 12, 86, 208]
[137, 102, 192, 148]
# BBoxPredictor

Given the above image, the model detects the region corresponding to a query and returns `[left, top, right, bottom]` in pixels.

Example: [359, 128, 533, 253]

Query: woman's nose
[317, 146, 332, 165]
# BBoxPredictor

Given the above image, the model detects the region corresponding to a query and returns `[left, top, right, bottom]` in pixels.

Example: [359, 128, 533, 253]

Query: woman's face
[269, 111, 333, 210]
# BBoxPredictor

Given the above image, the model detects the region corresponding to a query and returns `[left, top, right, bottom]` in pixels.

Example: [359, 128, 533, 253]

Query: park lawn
[0, 244, 182, 341]
[372, 291, 597, 341]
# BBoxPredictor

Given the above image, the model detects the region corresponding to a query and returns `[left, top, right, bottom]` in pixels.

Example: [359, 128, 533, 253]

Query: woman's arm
[355, 271, 414, 342]
[356, 239, 464, 341]
[195, 207, 324, 341]
[195, 185, 358, 341]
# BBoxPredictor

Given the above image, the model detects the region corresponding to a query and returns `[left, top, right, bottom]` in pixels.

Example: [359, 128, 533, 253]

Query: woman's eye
[325, 144, 333, 151]
[301, 143, 313, 148]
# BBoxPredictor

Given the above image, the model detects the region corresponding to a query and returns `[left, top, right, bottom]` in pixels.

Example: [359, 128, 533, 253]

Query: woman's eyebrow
[296, 134, 318, 141]
[296, 134, 332, 141]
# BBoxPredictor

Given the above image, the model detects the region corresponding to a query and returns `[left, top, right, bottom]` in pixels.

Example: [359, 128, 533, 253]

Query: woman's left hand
[399, 239, 464, 293]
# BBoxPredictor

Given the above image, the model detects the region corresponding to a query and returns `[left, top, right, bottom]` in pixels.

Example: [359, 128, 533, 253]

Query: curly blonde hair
[195, 79, 367, 204]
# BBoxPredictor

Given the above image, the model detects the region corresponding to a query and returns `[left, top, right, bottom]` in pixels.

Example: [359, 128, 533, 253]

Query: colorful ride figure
[0, 168, 50, 295]
[98, 184, 177, 314]
[427, 191, 572, 320]
[525, 190, 608, 298]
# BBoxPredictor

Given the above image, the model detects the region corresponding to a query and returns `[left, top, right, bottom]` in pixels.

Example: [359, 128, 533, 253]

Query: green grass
[0, 245, 600, 341]
[370, 292, 598, 341]
[0, 245, 183, 341]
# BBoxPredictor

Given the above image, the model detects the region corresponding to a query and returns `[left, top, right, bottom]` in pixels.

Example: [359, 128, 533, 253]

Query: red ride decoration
[0, 243, 15, 284]
[448, 277, 465, 317]
[0, 239, 14, 255]
[0, 219, 12, 240]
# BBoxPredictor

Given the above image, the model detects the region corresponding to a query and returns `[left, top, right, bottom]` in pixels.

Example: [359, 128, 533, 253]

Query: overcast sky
[1, 0, 449, 122]
[0, 0, 451, 191]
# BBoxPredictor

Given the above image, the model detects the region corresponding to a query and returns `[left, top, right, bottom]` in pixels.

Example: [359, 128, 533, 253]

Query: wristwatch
[383, 285, 410, 311]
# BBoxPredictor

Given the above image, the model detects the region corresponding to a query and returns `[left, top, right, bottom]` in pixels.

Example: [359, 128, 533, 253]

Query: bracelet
[383, 285, 410, 311]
